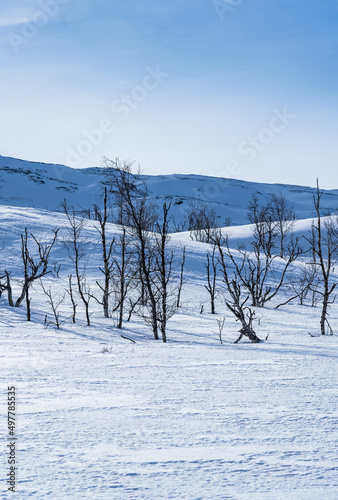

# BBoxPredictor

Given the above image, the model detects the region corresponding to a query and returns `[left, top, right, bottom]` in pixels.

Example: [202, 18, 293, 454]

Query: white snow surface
[0, 205, 337, 499]
[2, 154, 338, 226]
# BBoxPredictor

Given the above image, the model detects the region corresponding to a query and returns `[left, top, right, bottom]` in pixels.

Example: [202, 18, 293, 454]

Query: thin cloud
[0, 16, 32, 28]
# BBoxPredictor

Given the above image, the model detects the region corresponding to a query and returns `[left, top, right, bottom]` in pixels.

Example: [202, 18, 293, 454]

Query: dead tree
[152, 202, 179, 343]
[304, 180, 338, 335]
[40, 281, 65, 329]
[215, 316, 226, 344]
[277, 262, 321, 308]
[176, 246, 186, 308]
[111, 228, 136, 329]
[67, 274, 77, 324]
[218, 231, 302, 308]
[186, 201, 219, 243]
[204, 245, 218, 314]
[247, 194, 278, 259]
[103, 159, 185, 341]
[217, 238, 261, 344]
[53, 262, 61, 278]
[247, 192, 297, 260]
[126, 296, 141, 321]
[0, 273, 6, 299]
[93, 188, 115, 318]
[62, 202, 91, 326]
[0, 271, 13, 306]
[216, 196, 303, 308]
[15, 228, 59, 321]
[103, 157, 159, 340]
[270, 192, 296, 258]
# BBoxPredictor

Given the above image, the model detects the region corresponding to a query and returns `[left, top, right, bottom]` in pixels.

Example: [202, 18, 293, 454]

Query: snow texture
[0, 202, 337, 499]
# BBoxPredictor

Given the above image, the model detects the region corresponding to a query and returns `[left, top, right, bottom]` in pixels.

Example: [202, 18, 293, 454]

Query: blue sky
[0, 0, 338, 188]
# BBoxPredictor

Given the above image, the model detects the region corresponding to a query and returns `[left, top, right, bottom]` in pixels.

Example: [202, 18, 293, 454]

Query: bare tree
[247, 192, 297, 259]
[173, 218, 188, 233]
[225, 195, 302, 307]
[204, 245, 218, 314]
[176, 246, 186, 308]
[305, 180, 338, 335]
[218, 233, 301, 308]
[67, 274, 77, 324]
[62, 202, 91, 326]
[103, 157, 160, 339]
[40, 281, 66, 330]
[152, 202, 180, 343]
[126, 295, 142, 322]
[277, 262, 321, 308]
[0, 270, 13, 306]
[247, 194, 278, 259]
[93, 188, 115, 318]
[186, 202, 219, 243]
[111, 228, 136, 329]
[270, 193, 296, 258]
[15, 228, 59, 321]
[215, 316, 226, 344]
[0, 273, 6, 300]
[216, 236, 261, 344]
[103, 159, 185, 341]
[102, 157, 138, 226]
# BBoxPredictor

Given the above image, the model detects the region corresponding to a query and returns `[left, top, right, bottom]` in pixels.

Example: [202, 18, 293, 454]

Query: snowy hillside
[1, 155, 338, 226]
[1, 205, 338, 499]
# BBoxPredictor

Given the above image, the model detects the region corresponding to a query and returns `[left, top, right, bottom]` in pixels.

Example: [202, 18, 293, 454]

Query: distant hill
[1, 155, 338, 226]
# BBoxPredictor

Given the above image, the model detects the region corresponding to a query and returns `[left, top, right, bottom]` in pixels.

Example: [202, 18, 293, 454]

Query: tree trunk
[15, 287, 26, 308]
[320, 285, 329, 335]
[85, 302, 90, 327]
[211, 297, 215, 315]
[176, 247, 186, 308]
[103, 277, 109, 319]
[25, 288, 31, 322]
[6, 271, 13, 307]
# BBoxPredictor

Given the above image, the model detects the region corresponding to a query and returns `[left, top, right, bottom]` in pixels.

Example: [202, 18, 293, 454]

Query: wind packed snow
[1, 205, 337, 499]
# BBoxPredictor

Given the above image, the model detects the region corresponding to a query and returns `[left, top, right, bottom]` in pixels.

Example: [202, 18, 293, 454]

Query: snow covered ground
[1, 206, 338, 499]
[2, 154, 338, 226]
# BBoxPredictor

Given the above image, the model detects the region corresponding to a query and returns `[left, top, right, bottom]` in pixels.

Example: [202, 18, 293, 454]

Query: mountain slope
[1, 155, 338, 225]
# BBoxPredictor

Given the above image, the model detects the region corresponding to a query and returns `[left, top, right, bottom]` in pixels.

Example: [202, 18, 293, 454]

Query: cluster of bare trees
[0, 159, 186, 342]
[0, 228, 59, 321]
[203, 184, 338, 342]
[173, 201, 231, 242]
[1, 166, 337, 344]
[102, 158, 187, 342]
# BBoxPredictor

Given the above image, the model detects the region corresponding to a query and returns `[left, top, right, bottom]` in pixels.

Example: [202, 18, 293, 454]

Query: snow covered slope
[1, 205, 337, 499]
[1, 155, 338, 225]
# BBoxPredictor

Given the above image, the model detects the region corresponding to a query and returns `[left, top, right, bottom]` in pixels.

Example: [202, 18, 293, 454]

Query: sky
[0, 0, 338, 188]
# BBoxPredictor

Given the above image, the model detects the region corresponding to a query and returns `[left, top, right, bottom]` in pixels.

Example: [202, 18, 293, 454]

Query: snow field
[0, 205, 337, 499]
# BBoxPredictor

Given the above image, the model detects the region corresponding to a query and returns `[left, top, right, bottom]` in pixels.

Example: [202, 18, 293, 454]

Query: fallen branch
[121, 335, 136, 344]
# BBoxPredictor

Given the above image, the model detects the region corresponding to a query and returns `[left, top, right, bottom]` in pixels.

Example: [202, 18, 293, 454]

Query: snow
[1, 203, 338, 499]
[2, 154, 338, 226]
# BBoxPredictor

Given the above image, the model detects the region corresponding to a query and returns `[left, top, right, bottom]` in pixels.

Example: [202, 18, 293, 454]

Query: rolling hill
[1, 155, 338, 226]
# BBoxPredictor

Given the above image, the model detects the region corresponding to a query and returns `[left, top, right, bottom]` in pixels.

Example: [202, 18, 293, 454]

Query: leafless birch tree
[216, 235, 261, 344]
[93, 188, 115, 318]
[62, 202, 91, 326]
[103, 157, 160, 339]
[15, 228, 58, 321]
[305, 180, 338, 335]
[205, 245, 218, 314]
